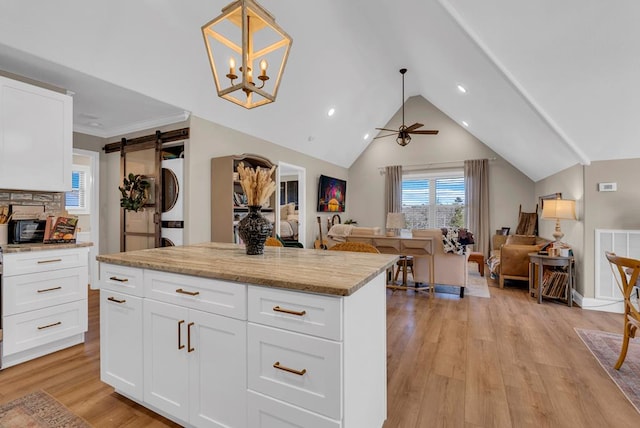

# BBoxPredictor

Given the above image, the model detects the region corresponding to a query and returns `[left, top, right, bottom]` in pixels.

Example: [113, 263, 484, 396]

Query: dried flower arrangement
[236, 162, 276, 207]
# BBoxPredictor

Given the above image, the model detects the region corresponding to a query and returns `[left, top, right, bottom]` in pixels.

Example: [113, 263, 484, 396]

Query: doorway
[70, 149, 100, 289]
[278, 162, 306, 248]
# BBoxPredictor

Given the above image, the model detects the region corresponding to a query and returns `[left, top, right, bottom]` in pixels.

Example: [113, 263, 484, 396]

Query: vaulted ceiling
[0, 1, 636, 182]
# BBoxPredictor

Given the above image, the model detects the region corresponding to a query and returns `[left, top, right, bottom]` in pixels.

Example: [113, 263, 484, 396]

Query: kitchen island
[97, 242, 396, 428]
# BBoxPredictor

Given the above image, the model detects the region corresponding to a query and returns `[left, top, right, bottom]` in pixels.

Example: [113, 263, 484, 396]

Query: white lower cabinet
[2, 247, 89, 369]
[100, 290, 143, 401]
[143, 299, 247, 428]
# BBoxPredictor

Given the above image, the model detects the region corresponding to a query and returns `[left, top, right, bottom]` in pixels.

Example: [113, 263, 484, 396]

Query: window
[402, 171, 465, 230]
[65, 165, 90, 214]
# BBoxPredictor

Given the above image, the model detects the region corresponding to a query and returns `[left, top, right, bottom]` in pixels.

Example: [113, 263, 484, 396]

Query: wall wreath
[119, 173, 150, 212]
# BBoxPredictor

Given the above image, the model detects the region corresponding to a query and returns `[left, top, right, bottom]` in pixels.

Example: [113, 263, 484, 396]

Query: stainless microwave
[9, 219, 46, 244]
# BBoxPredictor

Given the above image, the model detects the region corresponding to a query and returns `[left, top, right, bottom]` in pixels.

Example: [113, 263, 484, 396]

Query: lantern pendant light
[202, 0, 293, 109]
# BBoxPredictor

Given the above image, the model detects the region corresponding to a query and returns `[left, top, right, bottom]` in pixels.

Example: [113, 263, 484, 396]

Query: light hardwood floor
[0, 283, 636, 427]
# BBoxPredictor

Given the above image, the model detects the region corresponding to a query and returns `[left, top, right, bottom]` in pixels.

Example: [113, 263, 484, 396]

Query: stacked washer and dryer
[161, 146, 185, 247]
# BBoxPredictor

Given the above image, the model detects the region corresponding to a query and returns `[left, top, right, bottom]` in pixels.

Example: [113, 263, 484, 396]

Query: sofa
[326, 224, 382, 247]
[411, 229, 470, 293]
[488, 234, 550, 288]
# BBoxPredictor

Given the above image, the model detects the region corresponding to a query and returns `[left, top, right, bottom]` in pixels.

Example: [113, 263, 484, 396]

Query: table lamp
[386, 212, 405, 237]
[541, 199, 576, 245]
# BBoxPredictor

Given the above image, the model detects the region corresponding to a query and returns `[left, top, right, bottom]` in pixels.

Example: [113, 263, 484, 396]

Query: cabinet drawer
[3, 299, 88, 356]
[248, 323, 342, 420]
[3, 248, 88, 277]
[100, 264, 144, 297]
[248, 286, 342, 340]
[248, 391, 341, 428]
[3, 267, 88, 315]
[144, 270, 246, 320]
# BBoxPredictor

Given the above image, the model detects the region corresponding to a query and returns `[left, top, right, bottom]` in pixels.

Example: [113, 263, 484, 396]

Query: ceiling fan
[375, 68, 439, 147]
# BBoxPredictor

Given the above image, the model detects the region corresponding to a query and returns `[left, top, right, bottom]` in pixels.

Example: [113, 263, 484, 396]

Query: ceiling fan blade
[404, 123, 424, 132]
[373, 133, 398, 140]
[409, 130, 439, 135]
[375, 127, 397, 132]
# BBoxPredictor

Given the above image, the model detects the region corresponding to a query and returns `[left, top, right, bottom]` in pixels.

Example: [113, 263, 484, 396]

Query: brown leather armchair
[489, 234, 550, 288]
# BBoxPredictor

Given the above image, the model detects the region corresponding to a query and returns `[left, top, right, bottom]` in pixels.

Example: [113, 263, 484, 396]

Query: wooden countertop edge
[2, 242, 93, 253]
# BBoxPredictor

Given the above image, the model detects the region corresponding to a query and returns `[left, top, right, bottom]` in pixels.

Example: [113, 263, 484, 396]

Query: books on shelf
[541, 269, 569, 298]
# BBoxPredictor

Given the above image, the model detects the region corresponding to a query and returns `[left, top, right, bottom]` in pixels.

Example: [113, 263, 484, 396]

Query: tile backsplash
[0, 189, 64, 212]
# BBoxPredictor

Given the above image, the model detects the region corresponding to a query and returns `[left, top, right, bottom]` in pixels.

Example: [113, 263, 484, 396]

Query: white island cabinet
[0, 74, 73, 192]
[97, 242, 393, 428]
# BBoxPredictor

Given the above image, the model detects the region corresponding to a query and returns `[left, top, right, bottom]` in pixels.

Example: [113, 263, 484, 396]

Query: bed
[279, 203, 299, 240]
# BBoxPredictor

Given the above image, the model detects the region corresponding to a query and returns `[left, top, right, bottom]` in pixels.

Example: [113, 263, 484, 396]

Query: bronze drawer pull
[107, 296, 126, 304]
[37, 286, 62, 293]
[178, 320, 185, 350]
[38, 321, 62, 330]
[273, 306, 306, 316]
[273, 361, 307, 376]
[187, 322, 195, 353]
[109, 276, 129, 283]
[176, 288, 200, 296]
[37, 258, 62, 264]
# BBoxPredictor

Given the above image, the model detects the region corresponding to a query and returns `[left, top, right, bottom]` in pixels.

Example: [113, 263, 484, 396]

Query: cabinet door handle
[107, 296, 126, 304]
[109, 276, 129, 283]
[37, 286, 62, 293]
[38, 321, 62, 330]
[178, 320, 185, 350]
[273, 306, 306, 316]
[187, 322, 195, 353]
[273, 361, 307, 376]
[38, 258, 62, 264]
[176, 288, 200, 296]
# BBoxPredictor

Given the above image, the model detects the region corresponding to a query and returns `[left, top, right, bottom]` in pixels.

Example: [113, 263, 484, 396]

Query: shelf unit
[528, 253, 575, 306]
[211, 154, 276, 243]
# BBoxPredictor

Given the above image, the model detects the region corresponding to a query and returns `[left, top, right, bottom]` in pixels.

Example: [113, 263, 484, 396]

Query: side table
[528, 252, 575, 307]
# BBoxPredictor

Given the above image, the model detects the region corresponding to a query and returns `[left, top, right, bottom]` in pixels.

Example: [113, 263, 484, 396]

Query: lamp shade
[386, 212, 406, 229]
[541, 199, 576, 220]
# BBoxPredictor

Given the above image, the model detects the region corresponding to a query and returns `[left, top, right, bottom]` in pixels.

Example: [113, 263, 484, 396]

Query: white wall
[348, 96, 534, 241]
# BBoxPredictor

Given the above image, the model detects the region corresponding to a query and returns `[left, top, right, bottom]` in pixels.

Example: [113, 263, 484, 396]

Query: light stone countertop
[2, 242, 93, 253]
[96, 242, 398, 296]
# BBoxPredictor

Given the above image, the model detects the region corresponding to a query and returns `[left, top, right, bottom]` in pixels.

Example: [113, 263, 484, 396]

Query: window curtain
[385, 165, 402, 213]
[464, 159, 489, 257]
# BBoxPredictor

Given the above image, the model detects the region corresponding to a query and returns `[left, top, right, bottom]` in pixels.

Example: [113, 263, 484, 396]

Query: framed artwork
[317, 175, 346, 212]
[539, 192, 562, 211]
[501, 227, 510, 235]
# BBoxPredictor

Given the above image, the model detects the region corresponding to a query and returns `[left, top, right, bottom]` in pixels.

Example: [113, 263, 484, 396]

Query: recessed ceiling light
[364, 133, 369, 140]
[462, 121, 469, 127]
[457, 84, 467, 93]
[327, 108, 335, 117]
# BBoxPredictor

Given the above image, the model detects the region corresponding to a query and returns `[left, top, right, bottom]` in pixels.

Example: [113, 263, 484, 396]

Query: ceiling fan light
[396, 134, 411, 146]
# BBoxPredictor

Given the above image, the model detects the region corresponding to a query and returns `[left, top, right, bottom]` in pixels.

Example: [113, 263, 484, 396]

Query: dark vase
[237, 205, 273, 255]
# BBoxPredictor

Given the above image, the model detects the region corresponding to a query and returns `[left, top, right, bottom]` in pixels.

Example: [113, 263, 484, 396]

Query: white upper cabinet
[0, 75, 73, 192]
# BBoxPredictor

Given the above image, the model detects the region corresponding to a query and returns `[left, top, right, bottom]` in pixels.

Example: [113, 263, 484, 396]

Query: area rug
[465, 262, 491, 298]
[0, 390, 91, 427]
[575, 328, 640, 413]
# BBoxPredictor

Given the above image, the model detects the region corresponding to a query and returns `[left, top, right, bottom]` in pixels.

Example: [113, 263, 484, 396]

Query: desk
[346, 235, 434, 293]
[528, 253, 574, 307]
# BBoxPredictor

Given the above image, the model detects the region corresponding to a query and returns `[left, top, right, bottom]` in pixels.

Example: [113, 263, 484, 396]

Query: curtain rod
[378, 157, 497, 173]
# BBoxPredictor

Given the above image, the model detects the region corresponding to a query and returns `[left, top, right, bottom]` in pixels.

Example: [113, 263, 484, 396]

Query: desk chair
[605, 251, 640, 370]
[393, 256, 414, 285]
[265, 237, 284, 247]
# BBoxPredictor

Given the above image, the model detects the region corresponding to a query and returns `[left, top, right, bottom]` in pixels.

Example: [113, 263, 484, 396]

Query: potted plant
[119, 173, 150, 212]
